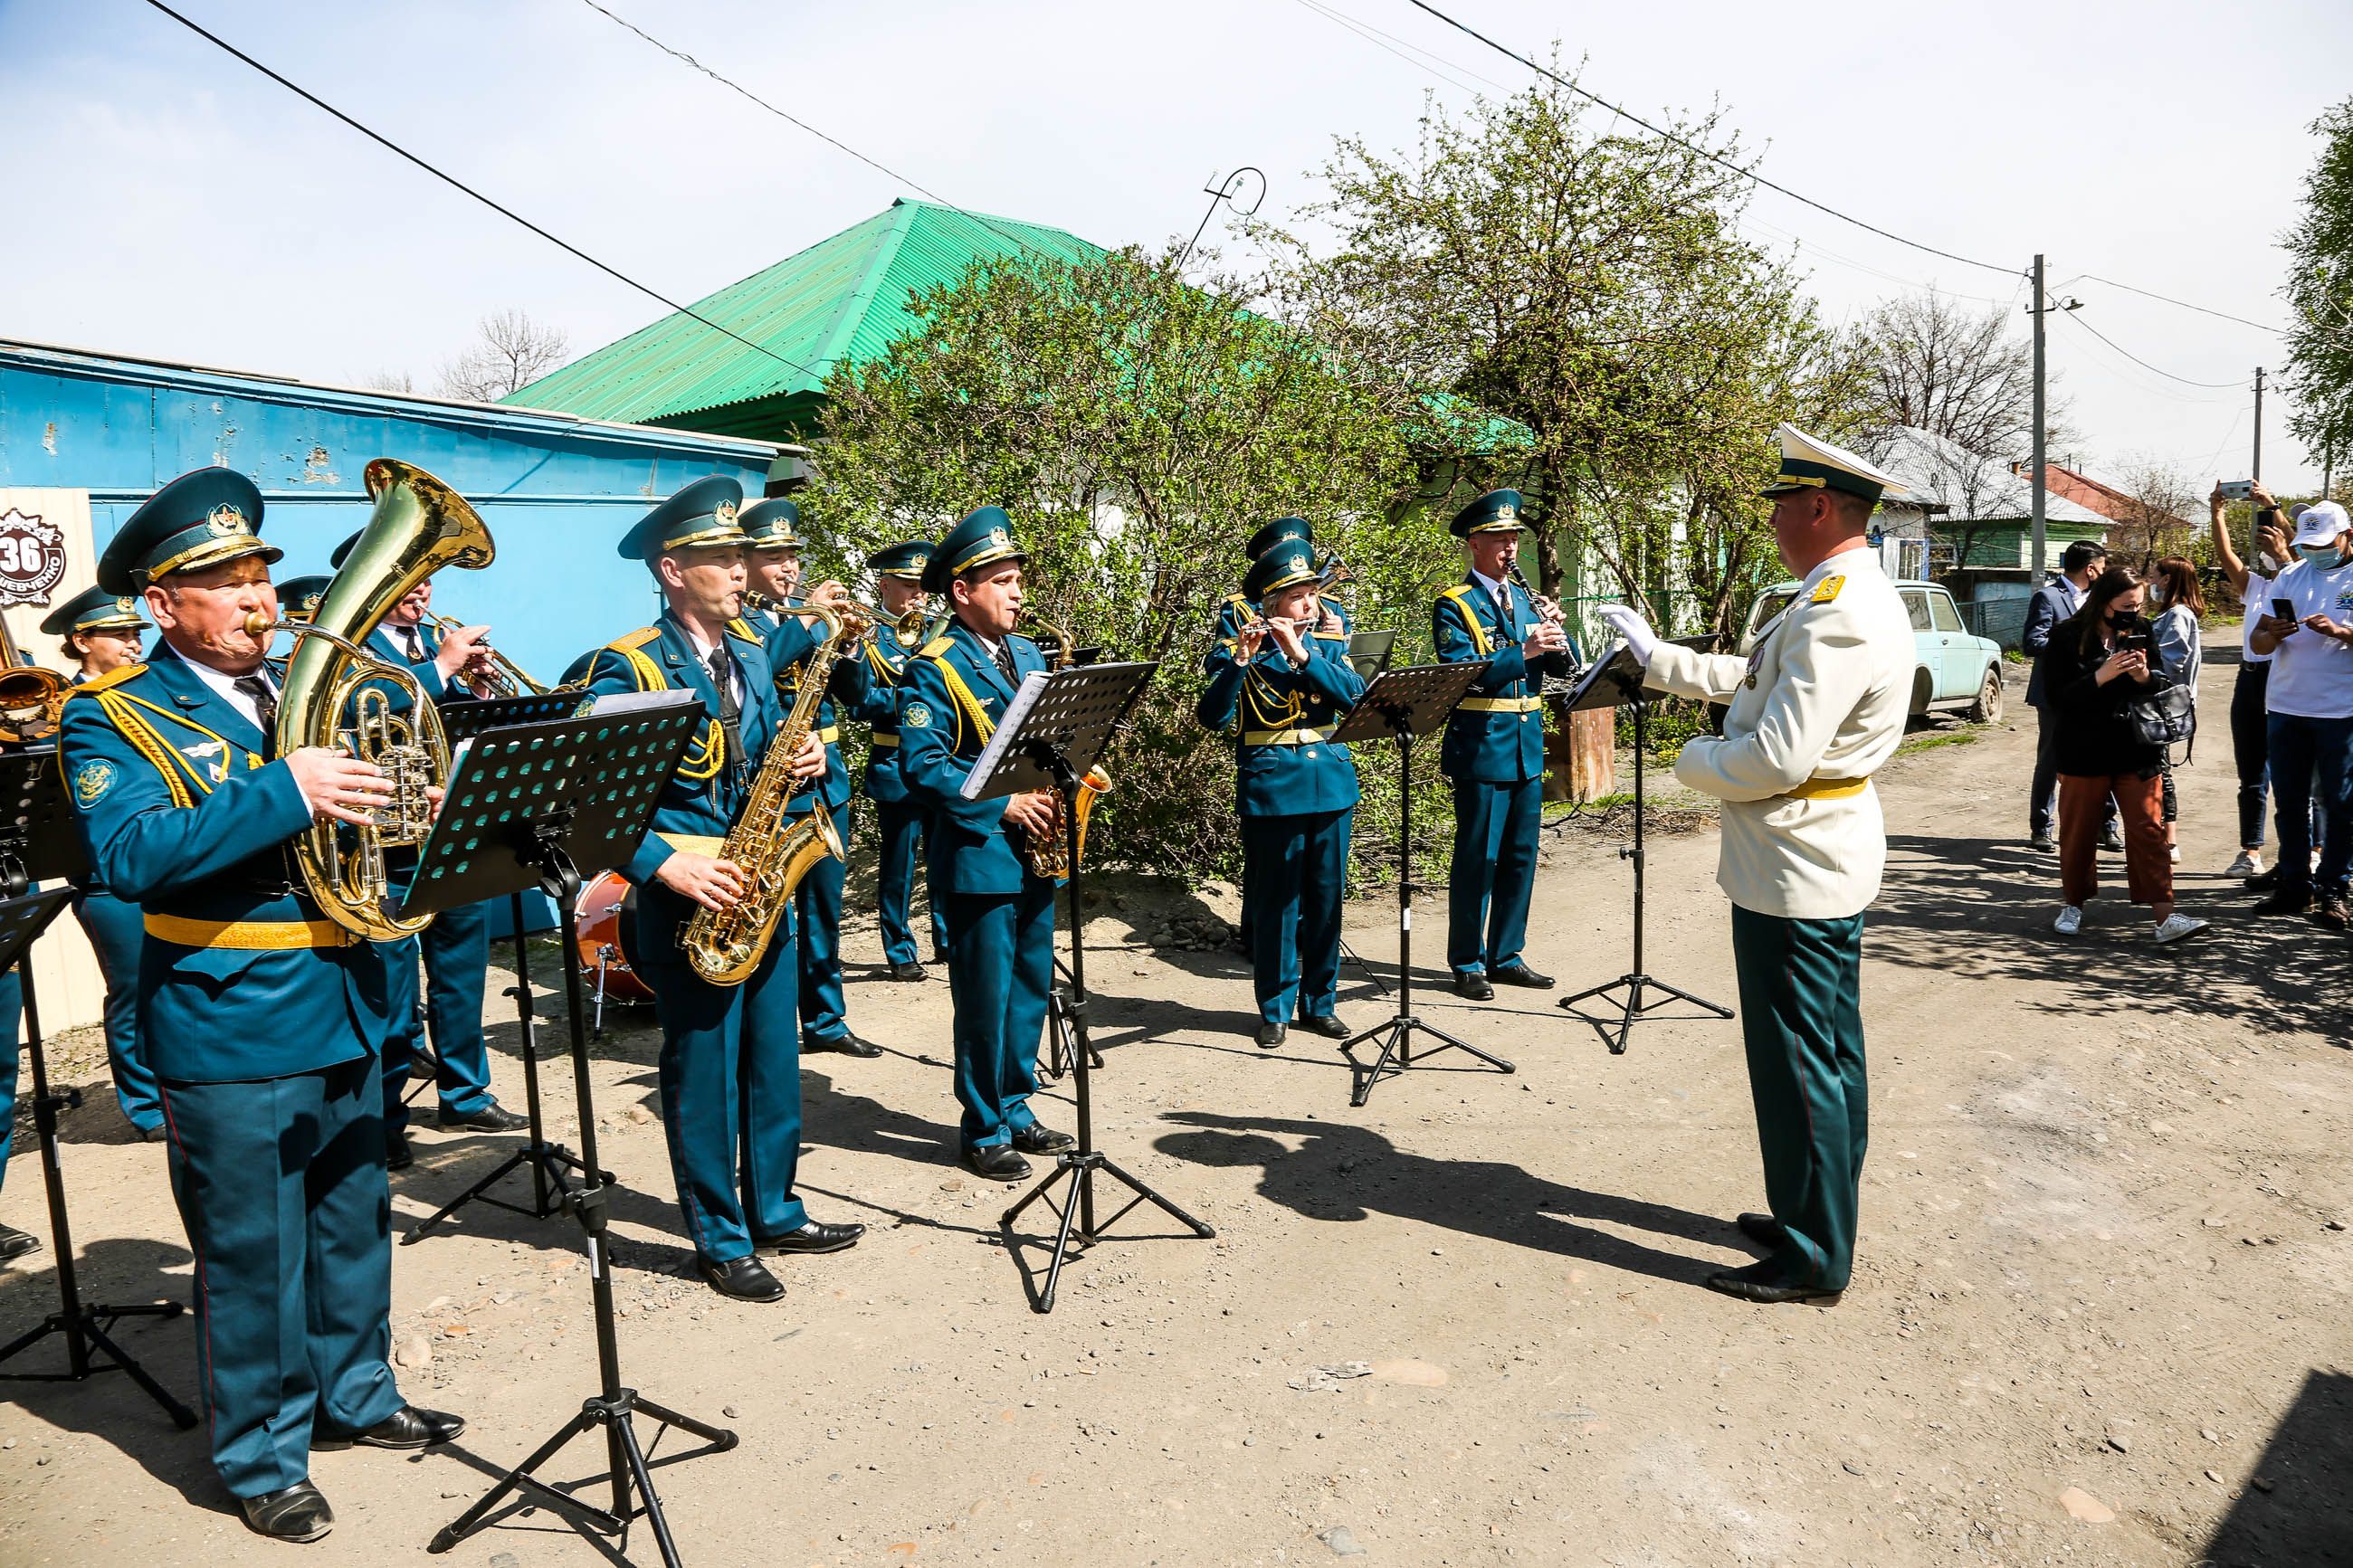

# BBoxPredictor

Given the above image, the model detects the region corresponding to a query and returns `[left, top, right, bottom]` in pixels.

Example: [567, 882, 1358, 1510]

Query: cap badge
[114, 596, 136, 616]
[205, 503, 250, 537]
[989, 527, 1009, 548]
[714, 500, 738, 528]
[1496, 503, 1517, 521]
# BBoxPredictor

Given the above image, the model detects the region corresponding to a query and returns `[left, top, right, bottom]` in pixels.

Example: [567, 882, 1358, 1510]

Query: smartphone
[2273, 596, 2300, 632]
[2222, 480, 2255, 500]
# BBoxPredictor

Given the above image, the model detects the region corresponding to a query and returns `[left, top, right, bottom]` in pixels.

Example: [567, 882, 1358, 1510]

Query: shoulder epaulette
[725, 618, 765, 645]
[1810, 575, 1846, 604]
[70, 662, 147, 697]
[920, 636, 956, 658]
[609, 626, 661, 651]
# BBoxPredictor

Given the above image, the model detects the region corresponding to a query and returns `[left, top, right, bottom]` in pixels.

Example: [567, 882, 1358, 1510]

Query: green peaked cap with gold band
[921, 506, 1024, 595]
[1759, 423, 1907, 506]
[1243, 540, 1320, 602]
[867, 539, 934, 581]
[740, 498, 803, 550]
[39, 584, 148, 639]
[275, 574, 334, 622]
[1450, 488, 1525, 538]
[98, 466, 283, 594]
[618, 475, 748, 564]
[1245, 517, 1313, 560]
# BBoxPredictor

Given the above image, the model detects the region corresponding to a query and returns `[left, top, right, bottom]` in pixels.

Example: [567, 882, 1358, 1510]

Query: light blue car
[1739, 577, 2005, 722]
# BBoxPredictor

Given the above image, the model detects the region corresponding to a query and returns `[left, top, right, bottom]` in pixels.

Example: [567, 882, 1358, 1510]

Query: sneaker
[2053, 905, 2083, 936]
[2029, 832, 2058, 852]
[2227, 850, 2262, 878]
[2099, 827, 2126, 853]
[2154, 913, 2210, 945]
[2314, 895, 2351, 931]
[2168, 845, 2181, 864]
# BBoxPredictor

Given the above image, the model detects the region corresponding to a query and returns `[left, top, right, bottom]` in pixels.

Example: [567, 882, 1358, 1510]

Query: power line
[2070, 274, 2282, 336]
[1402, 0, 2022, 278]
[1287, 0, 1509, 96]
[137, 0, 820, 383]
[2058, 306, 2250, 391]
[574, 0, 1059, 268]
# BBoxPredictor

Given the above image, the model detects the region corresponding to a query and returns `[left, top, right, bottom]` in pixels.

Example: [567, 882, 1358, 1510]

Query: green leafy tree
[2285, 97, 2353, 489]
[805, 244, 1438, 879]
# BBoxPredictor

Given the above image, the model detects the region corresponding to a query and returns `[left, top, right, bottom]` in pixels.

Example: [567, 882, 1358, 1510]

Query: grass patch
[1896, 729, 1980, 755]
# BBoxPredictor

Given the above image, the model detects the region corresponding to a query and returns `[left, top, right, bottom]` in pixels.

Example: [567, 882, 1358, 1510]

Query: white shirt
[2263, 557, 2353, 719]
[681, 622, 745, 708]
[181, 652, 281, 732]
[2242, 566, 2274, 665]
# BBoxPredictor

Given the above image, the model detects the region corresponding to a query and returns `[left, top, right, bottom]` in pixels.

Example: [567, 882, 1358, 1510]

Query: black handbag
[2129, 681, 2196, 752]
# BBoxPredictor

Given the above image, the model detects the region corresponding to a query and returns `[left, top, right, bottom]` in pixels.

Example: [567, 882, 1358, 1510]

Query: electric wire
[138, 0, 822, 382]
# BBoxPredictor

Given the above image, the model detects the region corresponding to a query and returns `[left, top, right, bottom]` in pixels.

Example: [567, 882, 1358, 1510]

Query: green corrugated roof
[505, 199, 1103, 430]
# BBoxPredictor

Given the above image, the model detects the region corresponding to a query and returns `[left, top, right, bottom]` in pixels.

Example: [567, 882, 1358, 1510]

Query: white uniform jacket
[1644, 548, 1913, 920]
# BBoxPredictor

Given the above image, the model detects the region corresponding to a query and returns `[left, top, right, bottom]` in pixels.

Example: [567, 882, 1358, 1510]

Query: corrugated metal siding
[508, 200, 1104, 430]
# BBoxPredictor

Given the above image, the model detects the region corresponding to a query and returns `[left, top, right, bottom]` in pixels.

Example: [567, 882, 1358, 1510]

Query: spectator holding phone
[2211, 482, 2300, 877]
[2036, 566, 2206, 942]
[2147, 556, 2205, 863]
[2247, 499, 2353, 927]
[2024, 539, 2115, 851]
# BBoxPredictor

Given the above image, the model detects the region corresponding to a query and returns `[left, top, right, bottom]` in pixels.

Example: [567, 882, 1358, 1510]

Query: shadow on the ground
[2203, 1368, 2353, 1566]
[1153, 1112, 1749, 1292]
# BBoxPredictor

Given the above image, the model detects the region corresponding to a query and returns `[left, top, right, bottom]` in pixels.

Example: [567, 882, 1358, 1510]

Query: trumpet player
[1433, 489, 1577, 1000]
[860, 540, 948, 981]
[897, 507, 1072, 1182]
[1197, 541, 1367, 1049]
[567, 478, 855, 1305]
[327, 529, 524, 1164]
[61, 468, 464, 1542]
[736, 499, 881, 1056]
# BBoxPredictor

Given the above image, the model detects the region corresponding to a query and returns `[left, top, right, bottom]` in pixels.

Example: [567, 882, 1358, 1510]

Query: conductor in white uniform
[1599, 425, 1913, 1306]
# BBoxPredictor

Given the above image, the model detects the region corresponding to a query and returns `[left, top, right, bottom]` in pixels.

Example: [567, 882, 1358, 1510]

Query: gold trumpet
[1015, 610, 1110, 880]
[422, 610, 553, 697]
[244, 458, 494, 943]
[0, 616, 68, 746]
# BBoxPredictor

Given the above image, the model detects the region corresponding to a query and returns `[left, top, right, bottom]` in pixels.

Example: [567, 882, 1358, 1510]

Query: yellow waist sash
[144, 914, 358, 951]
[1778, 775, 1871, 802]
[1458, 696, 1543, 714]
[1242, 726, 1336, 746]
[657, 833, 727, 856]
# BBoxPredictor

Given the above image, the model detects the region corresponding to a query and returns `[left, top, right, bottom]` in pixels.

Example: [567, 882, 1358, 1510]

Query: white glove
[1596, 603, 1658, 667]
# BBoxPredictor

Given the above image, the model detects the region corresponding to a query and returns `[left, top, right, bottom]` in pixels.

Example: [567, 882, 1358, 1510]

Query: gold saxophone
[1016, 611, 1110, 880]
[246, 458, 494, 942]
[683, 602, 854, 985]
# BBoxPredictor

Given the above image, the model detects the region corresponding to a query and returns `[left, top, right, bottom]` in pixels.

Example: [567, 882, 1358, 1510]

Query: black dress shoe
[1255, 1021, 1288, 1050]
[2245, 865, 2282, 890]
[242, 1480, 334, 1543]
[2253, 887, 2314, 917]
[0, 1222, 42, 1263]
[699, 1254, 786, 1302]
[808, 1031, 884, 1058]
[1491, 964, 1555, 990]
[888, 961, 928, 983]
[757, 1219, 865, 1255]
[1733, 1212, 1786, 1248]
[437, 1102, 528, 1134]
[385, 1136, 414, 1173]
[137, 1123, 167, 1144]
[964, 1144, 1033, 1183]
[1453, 971, 1494, 1001]
[1703, 1259, 1843, 1306]
[1295, 1012, 1350, 1040]
[2099, 827, 2126, 852]
[1011, 1123, 1075, 1155]
[348, 1404, 466, 1449]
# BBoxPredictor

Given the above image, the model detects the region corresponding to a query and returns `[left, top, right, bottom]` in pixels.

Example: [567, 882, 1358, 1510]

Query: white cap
[2292, 500, 2350, 546]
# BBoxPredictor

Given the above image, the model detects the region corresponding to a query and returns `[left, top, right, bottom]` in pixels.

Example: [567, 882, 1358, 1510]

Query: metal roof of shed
[506, 199, 1103, 432]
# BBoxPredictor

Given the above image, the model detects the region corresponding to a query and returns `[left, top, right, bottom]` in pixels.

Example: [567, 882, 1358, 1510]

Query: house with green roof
[505, 198, 1102, 450]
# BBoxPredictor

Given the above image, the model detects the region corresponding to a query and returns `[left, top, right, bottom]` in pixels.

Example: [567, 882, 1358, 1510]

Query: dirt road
[2, 637, 2346, 1567]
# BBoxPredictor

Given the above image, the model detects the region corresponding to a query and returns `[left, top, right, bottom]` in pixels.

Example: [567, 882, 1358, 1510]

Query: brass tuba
[244, 458, 494, 942]
[0, 616, 69, 746]
[1015, 611, 1110, 880]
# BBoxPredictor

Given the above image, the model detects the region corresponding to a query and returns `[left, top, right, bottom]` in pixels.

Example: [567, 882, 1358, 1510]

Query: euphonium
[0, 615, 68, 746]
[683, 602, 855, 985]
[1015, 610, 1110, 880]
[246, 458, 494, 942]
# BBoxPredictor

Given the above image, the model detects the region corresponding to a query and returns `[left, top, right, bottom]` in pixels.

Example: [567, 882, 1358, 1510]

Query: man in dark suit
[2023, 539, 2113, 851]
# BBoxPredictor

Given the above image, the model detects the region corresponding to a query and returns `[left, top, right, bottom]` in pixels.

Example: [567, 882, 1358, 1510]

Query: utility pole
[2252, 366, 2265, 481]
[2029, 254, 2048, 584]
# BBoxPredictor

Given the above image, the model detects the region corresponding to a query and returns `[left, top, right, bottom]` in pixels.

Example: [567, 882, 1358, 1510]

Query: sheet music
[959, 670, 1050, 801]
[588, 689, 702, 717]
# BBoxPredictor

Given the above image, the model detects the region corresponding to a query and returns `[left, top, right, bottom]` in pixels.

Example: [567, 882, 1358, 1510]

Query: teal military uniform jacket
[564, 613, 784, 889]
[859, 621, 929, 805]
[896, 621, 1053, 896]
[1432, 576, 1575, 783]
[58, 646, 398, 1083]
[1196, 634, 1366, 817]
[1203, 591, 1353, 729]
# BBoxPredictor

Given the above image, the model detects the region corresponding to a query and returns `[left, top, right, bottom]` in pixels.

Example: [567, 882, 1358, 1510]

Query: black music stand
[1038, 957, 1102, 1084]
[418, 702, 739, 1568]
[405, 691, 603, 1240]
[968, 661, 1215, 1314]
[0, 755, 195, 1429]
[1332, 631, 1400, 996]
[1556, 645, 1733, 1053]
[1329, 662, 1513, 1107]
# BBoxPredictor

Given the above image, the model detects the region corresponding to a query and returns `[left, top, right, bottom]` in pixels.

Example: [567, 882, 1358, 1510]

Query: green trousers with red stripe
[1729, 905, 1869, 1292]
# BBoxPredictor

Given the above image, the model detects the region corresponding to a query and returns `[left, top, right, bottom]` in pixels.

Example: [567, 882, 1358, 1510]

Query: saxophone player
[896, 507, 1073, 1182]
[736, 499, 881, 1057]
[860, 540, 948, 981]
[325, 528, 526, 1167]
[564, 478, 857, 1304]
[60, 468, 463, 1542]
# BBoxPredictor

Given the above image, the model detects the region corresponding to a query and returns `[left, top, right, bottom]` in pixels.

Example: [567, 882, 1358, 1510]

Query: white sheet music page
[959, 670, 1050, 801]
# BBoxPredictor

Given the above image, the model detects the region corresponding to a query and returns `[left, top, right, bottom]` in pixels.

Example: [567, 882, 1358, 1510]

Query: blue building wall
[0, 340, 782, 683]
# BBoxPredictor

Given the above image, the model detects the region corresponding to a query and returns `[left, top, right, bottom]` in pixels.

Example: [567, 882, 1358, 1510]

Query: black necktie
[993, 640, 1017, 685]
[707, 648, 746, 788]
[400, 625, 426, 663]
[1494, 584, 1512, 634]
[233, 674, 279, 753]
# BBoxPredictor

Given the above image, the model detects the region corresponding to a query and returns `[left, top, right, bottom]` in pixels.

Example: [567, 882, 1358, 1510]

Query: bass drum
[573, 869, 653, 1006]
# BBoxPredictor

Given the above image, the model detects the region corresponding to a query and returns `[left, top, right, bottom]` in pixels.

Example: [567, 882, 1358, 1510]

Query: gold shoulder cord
[1437, 585, 1492, 657]
[605, 634, 726, 783]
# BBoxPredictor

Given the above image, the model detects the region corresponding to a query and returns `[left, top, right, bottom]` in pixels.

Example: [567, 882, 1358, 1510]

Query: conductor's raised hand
[284, 746, 396, 827]
[656, 851, 748, 913]
[1595, 603, 1658, 665]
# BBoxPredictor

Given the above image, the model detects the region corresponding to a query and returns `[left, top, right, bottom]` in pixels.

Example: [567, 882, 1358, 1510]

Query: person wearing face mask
[2145, 556, 2205, 865]
[2036, 566, 2208, 944]
[2247, 499, 2353, 928]
[1594, 425, 1912, 1307]
[2209, 483, 2301, 878]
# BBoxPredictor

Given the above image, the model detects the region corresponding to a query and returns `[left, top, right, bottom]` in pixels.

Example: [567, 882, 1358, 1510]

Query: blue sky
[3, 0, 2343, 488]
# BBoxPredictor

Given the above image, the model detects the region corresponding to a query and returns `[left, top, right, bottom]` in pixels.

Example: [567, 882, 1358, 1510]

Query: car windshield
[1749, 587, 1800, 634]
